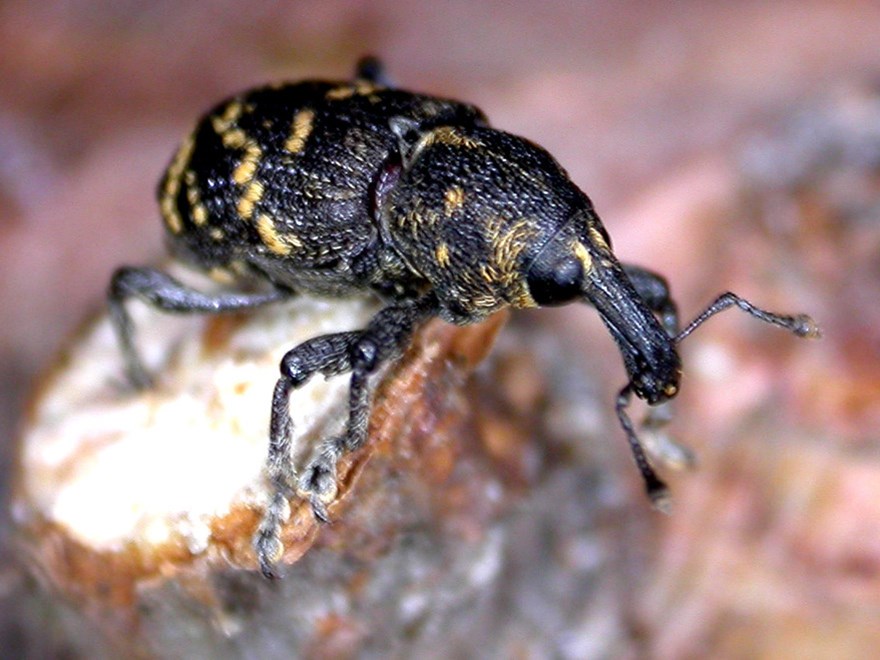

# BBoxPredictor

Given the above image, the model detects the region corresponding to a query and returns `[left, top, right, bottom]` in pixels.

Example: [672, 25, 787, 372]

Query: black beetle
[108, 57, 819, 577]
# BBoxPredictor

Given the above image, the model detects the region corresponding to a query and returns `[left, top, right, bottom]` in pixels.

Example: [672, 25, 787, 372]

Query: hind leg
[108, 266, 288, 388]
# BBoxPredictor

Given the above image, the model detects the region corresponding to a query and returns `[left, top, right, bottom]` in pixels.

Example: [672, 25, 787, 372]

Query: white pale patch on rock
[18, 275, 379, 552]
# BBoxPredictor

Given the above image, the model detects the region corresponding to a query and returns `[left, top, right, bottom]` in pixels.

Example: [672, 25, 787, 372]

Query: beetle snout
[579, 248, 682, 406]
[615, 329, 682, 406]
[630, 364, 681, 406]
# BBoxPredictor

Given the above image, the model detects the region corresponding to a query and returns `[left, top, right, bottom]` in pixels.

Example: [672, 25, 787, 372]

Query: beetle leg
[299, 296, 438, 515]
[622, 264, 679, 336]
[108, 266, 288, 389]
[615, 384, 671, 511]
[255, 330, 361, 578]
[354, 55, 392, 86]
[256, 294, 438, 578]
[620, 264, 696, 468]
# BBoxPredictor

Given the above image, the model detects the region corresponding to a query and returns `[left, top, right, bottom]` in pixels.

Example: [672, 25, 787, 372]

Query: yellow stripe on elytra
[160, 134, 196, 234]
[256, 213, 303, 256]
[229, 137, 263, 221]
[285, 108, 315, 154]
[325, 81, 383, 101]
[184, 170, 209, 226]
[232, 143, 262, 185]
[211, 100, 247, 149]
[237, 180, 264, 220]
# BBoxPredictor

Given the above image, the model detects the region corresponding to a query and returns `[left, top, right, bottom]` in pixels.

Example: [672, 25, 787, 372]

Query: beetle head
[524, 209, 682, 405]
[384, 119, 681, 404]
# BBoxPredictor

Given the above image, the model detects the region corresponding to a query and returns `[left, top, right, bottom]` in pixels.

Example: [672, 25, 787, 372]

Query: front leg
[622, 264, 679, 337]
[255, 294, 438, 578]
[621, 264, 695, 470]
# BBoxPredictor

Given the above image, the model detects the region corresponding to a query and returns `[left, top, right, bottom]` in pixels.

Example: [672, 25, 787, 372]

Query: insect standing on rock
[108, 57, 820, 578]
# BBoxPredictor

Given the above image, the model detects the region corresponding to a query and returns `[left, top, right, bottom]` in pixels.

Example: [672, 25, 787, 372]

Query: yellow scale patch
[325, 81, 383, 102]
[208, 267, 236, 285]
[256, 213, 303, 256]
[228, 141, 262, 222]
[425, 126, 483, 149]
[486, 218, 539, 307]
[184, 170, 209, 226]
[160, 135, 195, 234]
[443, 186, 465, 216]
[572, 240, 593, 274]
[232, 143, 261, 185]
[435, 243, 451, 267]
[233, 142, 264, 218]
[406, 208, 440, 241]
[405, 127, 483, 168]
[587, 226, 610, 252]
[237, 180, 264, 220]
[211, 101, 247, 149]
[284, 109, 315, 154]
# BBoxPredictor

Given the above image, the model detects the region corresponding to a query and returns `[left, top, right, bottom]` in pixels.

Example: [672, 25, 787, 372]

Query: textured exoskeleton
[109, 57, 819, 578]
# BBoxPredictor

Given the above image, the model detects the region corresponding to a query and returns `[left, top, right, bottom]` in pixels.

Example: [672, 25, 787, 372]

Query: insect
[108, 57, 820, 578]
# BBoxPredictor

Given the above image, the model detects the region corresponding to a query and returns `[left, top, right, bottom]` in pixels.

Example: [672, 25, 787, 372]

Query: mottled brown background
[2, 1, 879, 657]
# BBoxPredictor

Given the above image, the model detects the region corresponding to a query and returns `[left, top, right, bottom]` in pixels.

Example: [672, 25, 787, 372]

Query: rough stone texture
[14, 294, 639, 658]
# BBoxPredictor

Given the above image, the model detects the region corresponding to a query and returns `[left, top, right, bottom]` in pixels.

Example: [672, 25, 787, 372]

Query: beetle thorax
[383, 124, 590, 323]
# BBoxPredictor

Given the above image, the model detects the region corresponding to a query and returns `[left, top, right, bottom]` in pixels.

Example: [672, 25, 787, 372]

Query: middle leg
[297, 294, 440, 521]
[255, 294, 438, 577]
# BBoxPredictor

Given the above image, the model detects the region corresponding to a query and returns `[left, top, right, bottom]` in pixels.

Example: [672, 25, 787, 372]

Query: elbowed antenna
[615, 290, 821, 509]
[674, 292, 822, 343]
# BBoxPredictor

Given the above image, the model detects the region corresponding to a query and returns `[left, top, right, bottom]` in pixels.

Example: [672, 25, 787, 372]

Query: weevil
[108, 57, 820, 578]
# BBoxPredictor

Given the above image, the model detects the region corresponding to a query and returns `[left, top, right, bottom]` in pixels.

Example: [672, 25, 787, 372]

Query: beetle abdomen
[157, 78, 486, 293]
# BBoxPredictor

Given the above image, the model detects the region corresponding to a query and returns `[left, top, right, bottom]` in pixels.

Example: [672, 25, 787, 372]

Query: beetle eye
[526, 255, 583, 306]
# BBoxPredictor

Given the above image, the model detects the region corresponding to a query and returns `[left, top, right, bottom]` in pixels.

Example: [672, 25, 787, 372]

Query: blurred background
[2, 0, 879, 656]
